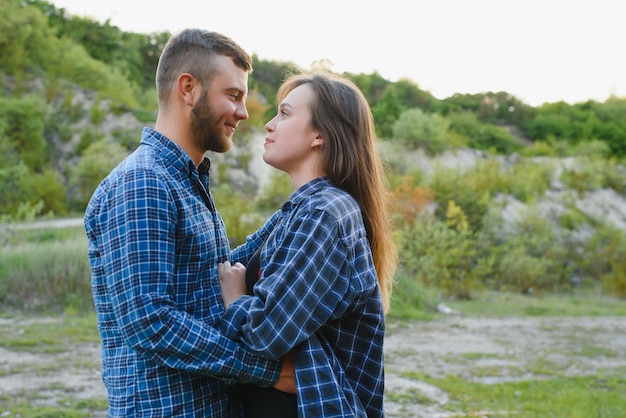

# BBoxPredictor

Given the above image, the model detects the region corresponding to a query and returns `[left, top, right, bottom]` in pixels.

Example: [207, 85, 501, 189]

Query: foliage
[391, 108, 453, 154]
[1, 0, 626, 318]
[0, 162, 37, 217]
[372, 88, 404, 139]
[255, 170, 293, 212]
[525, 98, 626, 157]
[212, 183, 267, 246]
[245, 88, 272, 129]
[29, 168, 68, 216]
[479, 208, 579, 293]
[520, 140, 556, 157]
[392, 155, 626, 301]
[0, 229, 92, 312]
[388, 271, 439, 320]
[68, 139, 127, 210]
[448, 110, 523, 154]
[580, 224, 626, 299]
[248, 55, 300, 121]
[391, 175, 435, 226]
[0, 94, 48, 169]
[560, 156, 626, 195]
[429, 166, 491, 232]
[398, 216, 483, 300]
[500, 159, 553, 202]
[30, 0, 171, 93]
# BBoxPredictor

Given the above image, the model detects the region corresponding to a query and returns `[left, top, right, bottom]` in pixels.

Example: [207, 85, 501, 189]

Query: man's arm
[100, 169, 282, 386]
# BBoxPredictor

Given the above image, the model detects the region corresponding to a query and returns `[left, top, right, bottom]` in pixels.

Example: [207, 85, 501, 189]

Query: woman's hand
[218, 261, 247, 308]
[273, 351, 296, 394]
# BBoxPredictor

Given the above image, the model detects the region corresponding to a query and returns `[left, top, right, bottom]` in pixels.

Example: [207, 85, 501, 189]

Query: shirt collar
[288, 177, 331, 207]
[141, 127, 211, 176]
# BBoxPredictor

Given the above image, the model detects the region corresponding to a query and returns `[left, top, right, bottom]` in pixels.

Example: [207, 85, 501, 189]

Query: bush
[0, 95, 47, 169]
[448, 111, 522, 154]
[397, 216, 482, 300]
[392, 108, 452, 154]
[0, 162, 35, 217]
[68, 139, 127, 210]
[429, 166, 491, 232]
[211, 183, 267, 246]
[256, 170, 293, 212]
[580, 224, 626, 298]
[388, 271, 440, 320]
[481, 210, 572, 293]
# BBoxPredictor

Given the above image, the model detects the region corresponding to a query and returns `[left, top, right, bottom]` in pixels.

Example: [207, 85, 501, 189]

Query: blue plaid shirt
[84, 127, 283, 417]
[220, 178, 386, 417]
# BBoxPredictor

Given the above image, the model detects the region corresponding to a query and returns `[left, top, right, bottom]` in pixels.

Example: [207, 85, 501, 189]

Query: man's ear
[177, 73, 196, 106]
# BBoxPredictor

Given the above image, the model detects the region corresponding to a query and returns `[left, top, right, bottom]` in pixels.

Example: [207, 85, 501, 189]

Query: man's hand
[273, 351, 296, 394]
[218, 261, 246, 308]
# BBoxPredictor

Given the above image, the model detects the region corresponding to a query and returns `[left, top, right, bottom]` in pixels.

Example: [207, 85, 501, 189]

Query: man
[84, 29, 293, 416]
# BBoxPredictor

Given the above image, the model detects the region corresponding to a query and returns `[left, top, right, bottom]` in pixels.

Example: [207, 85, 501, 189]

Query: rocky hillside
[402, 147, 626, 233]
[51, 85, 626, 240]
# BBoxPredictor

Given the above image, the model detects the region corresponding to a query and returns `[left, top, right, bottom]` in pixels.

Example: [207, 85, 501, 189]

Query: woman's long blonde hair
[276, 71, 398, 313]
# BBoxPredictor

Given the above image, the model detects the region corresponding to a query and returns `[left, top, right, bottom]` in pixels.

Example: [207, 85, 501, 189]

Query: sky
[50, 0, 626, 106]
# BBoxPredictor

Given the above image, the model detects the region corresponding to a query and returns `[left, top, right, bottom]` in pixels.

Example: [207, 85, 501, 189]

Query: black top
[240, 242, 297, 417]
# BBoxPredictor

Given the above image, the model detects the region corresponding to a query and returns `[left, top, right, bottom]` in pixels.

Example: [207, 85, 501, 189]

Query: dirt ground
[1, 315, 625, 417]
[384, 315, 626, 417]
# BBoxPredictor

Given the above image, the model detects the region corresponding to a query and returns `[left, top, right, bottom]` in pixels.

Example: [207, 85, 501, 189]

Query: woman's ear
[311, 135, 324, 149]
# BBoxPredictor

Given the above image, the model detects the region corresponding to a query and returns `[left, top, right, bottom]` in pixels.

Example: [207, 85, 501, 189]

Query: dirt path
[1, 315, 625, 416]
[383, 315, 626, 417]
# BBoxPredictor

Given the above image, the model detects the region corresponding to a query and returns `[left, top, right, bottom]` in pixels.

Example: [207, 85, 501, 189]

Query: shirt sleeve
[218, 209, 358, 360]
[100, 168, 281, 386]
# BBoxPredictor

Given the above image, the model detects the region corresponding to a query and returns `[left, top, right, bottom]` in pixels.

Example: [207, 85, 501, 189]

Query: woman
[219, 71, 398, 417]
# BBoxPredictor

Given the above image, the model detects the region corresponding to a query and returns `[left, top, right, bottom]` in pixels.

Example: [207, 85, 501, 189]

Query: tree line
[1, 0, 626, 306]
[1, 0, 625, 220]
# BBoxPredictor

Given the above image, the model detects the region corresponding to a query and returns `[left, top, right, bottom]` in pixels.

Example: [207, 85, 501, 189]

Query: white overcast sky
[50, 0, 625, 106]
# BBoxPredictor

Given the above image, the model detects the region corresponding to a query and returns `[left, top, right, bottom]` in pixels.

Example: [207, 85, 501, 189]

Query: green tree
[0, 95, 48, 169]
[249, 56, 298, 120]
[590, 97, 626, 156]
[373, 88, 404, 138]
[0, 0, 56, 88]
[429, 166, 491, 233]
[390, 78, 436, 111]
[347, 71, 391, 104]
[0, 162, 35, 216]
[0, 120, 20, 169]
[392, 108, 451, 153]
[69, 139, 128, 210]
[448, 111, 522, 154]
[31, 168, 68, 215]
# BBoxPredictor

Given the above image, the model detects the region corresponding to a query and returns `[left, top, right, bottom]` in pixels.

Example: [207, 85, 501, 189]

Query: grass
[445, 288, 626, 318]
[2, 223, 625, 416]
[2, 315, 624, 417]
[401, 371, 626, 418]
[0, 225, 92, 313]
[0, 313, 106, 417]
[0, 314, 99, 353]
[0, 399, 107, 418]
[385, 287, 626, 417]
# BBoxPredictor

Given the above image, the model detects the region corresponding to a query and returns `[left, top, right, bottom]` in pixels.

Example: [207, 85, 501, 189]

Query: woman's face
[263, 84, 323, 183]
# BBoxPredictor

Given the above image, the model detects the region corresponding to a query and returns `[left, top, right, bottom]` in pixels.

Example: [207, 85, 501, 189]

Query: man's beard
[191, 94, 232, 153]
